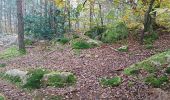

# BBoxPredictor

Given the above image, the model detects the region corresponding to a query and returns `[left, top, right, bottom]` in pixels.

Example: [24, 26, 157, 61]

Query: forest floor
[0, 32, 170, 100]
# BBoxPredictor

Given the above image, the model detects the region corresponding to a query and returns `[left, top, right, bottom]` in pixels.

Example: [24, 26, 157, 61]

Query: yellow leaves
[54, 0, 65, 8]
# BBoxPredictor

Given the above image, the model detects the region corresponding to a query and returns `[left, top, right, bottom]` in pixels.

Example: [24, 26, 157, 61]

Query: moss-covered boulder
[42, 72, 76, 87]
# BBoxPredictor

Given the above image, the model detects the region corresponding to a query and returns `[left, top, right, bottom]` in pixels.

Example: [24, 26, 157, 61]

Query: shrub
[73, 34, 79, 39]
[0, 94, 5, 100]
[24, 39, 33, 46]
[101, 22, 128, 43]
[0, 63, 6, 68]
[100, 76, 122, 87]
[144, 32, 158, 44]
[72, 40, 92, 49]
[145, 75, 168, 88]
[165, 67, 170, 74]
[23, 69, 48, 89]
[57, 37, 70, 44]
[85, 26, 107, 39]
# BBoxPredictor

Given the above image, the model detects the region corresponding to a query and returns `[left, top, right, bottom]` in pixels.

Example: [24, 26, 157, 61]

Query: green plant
[145, 44, 154, 49]
[145, 75, 168, 88]
[24, 39, 33, 45]
[72, 40, 92, 49]
[0, 94, 5, 100]
[0, 72, 21, 84]
[58, 37, 70, 44]
[73, 34, 79, 39]
[0, 46, 24, 60]
[100, 76, 122, 87]
[23, 69, 48, 89]
[0, 63, 6, 68]
[166, 67, 170, 74]
[85, 26, 107, 39]
[144, 32, 158, 44]
[46, 73, 76, 87]
[101, 22, 128, 43]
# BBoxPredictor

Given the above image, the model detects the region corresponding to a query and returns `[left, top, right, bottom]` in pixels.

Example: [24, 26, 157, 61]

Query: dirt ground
[0, 33, 170, 100]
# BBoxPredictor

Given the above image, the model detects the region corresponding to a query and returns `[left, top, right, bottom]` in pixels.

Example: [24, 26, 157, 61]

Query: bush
[165, 67, 170, 74]
[0, 63, 6, 68]
[73, 34, 79, 39]
[57, 37, 70, 45]
[144, 32, 158, 44]
[85, 26, 107, 39]
[72, 40, 92, 49]
[100, 76, 122, 87]
[23, 69, 48, 89]
[117, 45, 129, 52]
[24, 39, 33, 46]
[101, 22, 128, 43]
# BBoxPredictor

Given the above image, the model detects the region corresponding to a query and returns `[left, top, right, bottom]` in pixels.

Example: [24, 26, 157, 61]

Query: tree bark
[17, 0, 25, 52]
[140, 0, 155, 44]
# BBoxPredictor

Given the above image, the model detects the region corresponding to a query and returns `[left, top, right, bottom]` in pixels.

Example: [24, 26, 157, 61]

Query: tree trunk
[140, 0, 155, 44]
[17, 0, 25, 52]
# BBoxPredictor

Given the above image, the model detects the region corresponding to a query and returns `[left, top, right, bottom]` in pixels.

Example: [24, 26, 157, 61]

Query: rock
[42, 72, 76, 87]
[0, 33, 18, 47]
[5, 69, 28, 84]
[87, 39, 102, 46]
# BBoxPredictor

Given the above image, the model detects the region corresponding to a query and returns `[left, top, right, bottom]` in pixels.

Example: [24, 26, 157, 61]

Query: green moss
[100, 76, 122, 87]
[145, 44, 154, 49]
[23, 69, 48, 89]
[0, 63, 6, 68]
[72, 40, 92, 49]
[145, 75, 168, 88]
[0, 72, 21, 84]
[45, 72, 76, 88]
[0, 46, 25, 60]
[124, 50, 170, 75]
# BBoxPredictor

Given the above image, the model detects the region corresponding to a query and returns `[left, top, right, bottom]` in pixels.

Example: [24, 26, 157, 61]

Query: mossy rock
[42, 72, 76, 88]
[100, 76, 122, 87]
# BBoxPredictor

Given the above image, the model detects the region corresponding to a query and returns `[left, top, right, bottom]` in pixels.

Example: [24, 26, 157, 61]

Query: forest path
[0, 33, 170, 99]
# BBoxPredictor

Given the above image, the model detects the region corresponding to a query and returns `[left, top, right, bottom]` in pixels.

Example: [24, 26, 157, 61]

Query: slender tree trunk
[17, 0, 25, 52]
[98, 3, 103, 26]
[140, 0, 155, 44]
